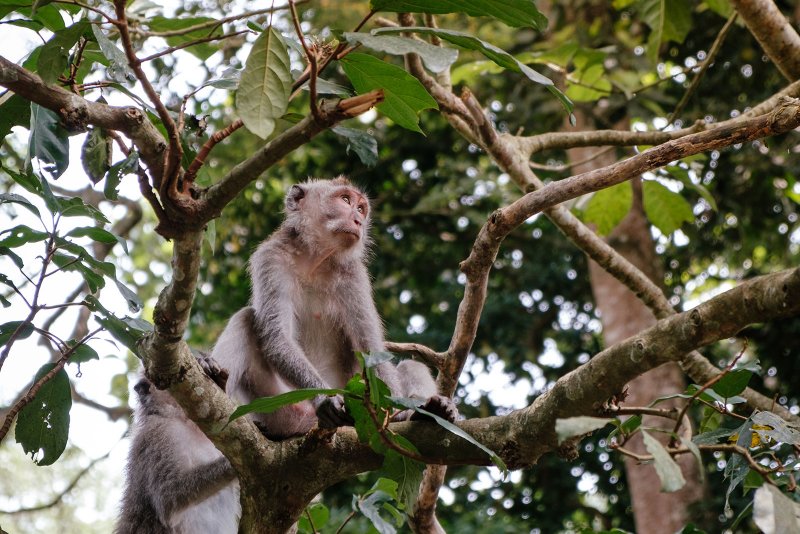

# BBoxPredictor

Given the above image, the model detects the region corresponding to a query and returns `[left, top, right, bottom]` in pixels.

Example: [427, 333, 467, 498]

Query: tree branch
[730, 0, 800, 81]
[0, 55, 167, 185]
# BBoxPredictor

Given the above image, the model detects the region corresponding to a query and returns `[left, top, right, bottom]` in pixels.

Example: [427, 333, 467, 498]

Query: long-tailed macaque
[212, 177, 455, 439]
[115, 356, 240, 534]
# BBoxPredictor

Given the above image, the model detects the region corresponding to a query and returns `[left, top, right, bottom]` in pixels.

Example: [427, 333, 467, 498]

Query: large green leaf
[15, 363, 72, 466]
[81, 127, 112, 184]
[0, 94, 32, 146]
[103, 150, 139, 201]
[370, 0, 548, 30]
[636, 0, 692, 64]
[37, 20, 90, 84]
[642, 180, 695, 235]
[582, 182, 633, 236]
[339, 53, 437, 134]
[28, 103, 70, 179]
[344, 32, 458, 73]
[332, 126, 378, 167]
[374, 27, 551, 85]
[91, 25, 136, 84]
[235, 26, 292, 139]
[228, 388, 345, 422]
[373, 27, 573, 117]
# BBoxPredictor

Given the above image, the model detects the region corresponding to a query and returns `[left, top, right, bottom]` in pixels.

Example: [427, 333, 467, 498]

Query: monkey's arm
[151, 455, 237, 522]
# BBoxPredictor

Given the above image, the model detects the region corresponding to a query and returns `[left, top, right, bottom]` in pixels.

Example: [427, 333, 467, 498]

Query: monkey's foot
[410, 394, 459, 423]
[197, 353, 230, 391]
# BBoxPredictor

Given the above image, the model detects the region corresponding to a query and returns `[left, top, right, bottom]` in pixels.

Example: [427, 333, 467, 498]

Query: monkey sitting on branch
[213, 176, 456, 439]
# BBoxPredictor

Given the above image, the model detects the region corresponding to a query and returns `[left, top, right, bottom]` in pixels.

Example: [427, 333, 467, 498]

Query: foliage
[2, 0, 800, 532]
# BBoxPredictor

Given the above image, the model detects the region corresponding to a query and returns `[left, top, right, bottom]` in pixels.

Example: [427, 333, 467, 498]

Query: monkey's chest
[295, 292, 355, 385]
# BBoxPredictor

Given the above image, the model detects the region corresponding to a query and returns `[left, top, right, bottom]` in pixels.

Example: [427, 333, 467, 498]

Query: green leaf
[0, 224, 49, 248]
[693, 426, 735, 445]
[0, 320, 35, 346]
[298, 502, 329, 533]
[66, 225, 129, 254]
[38, 20, 90, 84]
[582, 182, 633, 235]
[680, 436, 705, 483]
[642, 180, 694, 235]
[114, 279, 143, 313]
[90, 25, 136, 84]
[664, 165, 718, 211]
[81, 127, 112, 184]
[15, 363, 72, 466]
[751, 411, 800, 445]
[556, 416, 613, 444]
[332, 126, 378, 167]
[68, 342, 99, 364]
[344, 32, 458, 73]
[641, 430, 686, 492]
[104, 150, 139, 201]
[0, 192, 41, 218]
[29, 103, 70, 179]
[357, 488, 399, 534]
[712, 369, 753, 399]
[369, 0, 548, 30]
[0, 94, 32, 145]
[381, 451, 424, 510]
[228, 388, 345, 422]
[235, 26, 292, 139]
[340, 53, 437, 134]
[637, 0, 692, 63]
[414, 403, 507, 471]
[57, 196, 109, 223]
[373, 27, 573, 117]
[373, 27, 552, 85]
[83, 295, 151, 355]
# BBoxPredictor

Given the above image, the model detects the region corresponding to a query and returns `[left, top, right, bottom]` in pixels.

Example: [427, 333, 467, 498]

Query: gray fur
[115, 375, 240, 533]
[213, 178, 441, 439]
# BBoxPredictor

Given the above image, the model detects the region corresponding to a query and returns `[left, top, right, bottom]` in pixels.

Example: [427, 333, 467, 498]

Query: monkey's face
[324, 187, 369, 247]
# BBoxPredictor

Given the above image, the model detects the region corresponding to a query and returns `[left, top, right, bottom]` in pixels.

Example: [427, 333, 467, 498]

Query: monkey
[115, 355, 240, 534]
[212, 177, 456, 439]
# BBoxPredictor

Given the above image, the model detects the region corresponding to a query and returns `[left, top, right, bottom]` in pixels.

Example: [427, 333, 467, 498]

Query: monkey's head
[284, 177, 371, 253]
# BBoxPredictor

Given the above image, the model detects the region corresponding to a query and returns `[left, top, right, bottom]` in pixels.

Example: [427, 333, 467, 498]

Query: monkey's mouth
[335, 228, 360, 240]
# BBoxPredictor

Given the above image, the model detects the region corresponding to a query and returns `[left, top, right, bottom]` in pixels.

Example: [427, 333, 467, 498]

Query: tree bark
[568, 111, 705, 533]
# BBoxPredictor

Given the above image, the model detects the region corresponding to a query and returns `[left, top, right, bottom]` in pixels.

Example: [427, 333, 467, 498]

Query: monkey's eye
[357, 205, 365, 214]
[341, 195, 351, 204]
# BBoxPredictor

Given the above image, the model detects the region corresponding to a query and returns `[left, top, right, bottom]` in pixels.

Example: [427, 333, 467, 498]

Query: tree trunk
[567, 111, 705, 533]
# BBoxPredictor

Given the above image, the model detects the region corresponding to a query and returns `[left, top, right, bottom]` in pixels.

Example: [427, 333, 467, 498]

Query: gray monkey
[115, 356, 240, 534]
[212, 177, 455, 439]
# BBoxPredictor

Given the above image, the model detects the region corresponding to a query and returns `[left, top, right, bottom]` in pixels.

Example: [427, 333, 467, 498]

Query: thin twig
[0, 327, 103, 443]
[289, 0, 320, 121]
[670, 341, 747, 445]
[139, 30, 249, 63]
[668, 12, 738, 124]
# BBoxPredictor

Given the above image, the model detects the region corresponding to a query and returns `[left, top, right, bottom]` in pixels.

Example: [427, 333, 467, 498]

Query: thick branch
[265, 268, 800, 505]
[0, 55, 167, 184]
[197, 91, 384, 221]
[731, 0, 800, 81]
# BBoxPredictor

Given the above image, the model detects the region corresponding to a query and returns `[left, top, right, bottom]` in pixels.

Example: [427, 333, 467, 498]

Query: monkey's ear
[285, 184, 307, 211]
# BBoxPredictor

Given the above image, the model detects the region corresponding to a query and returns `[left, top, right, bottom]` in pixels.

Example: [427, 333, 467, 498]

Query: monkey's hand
[197, 354, 229, 391]
[410, 395, 459, 423]
[315, 394, 355, 429]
